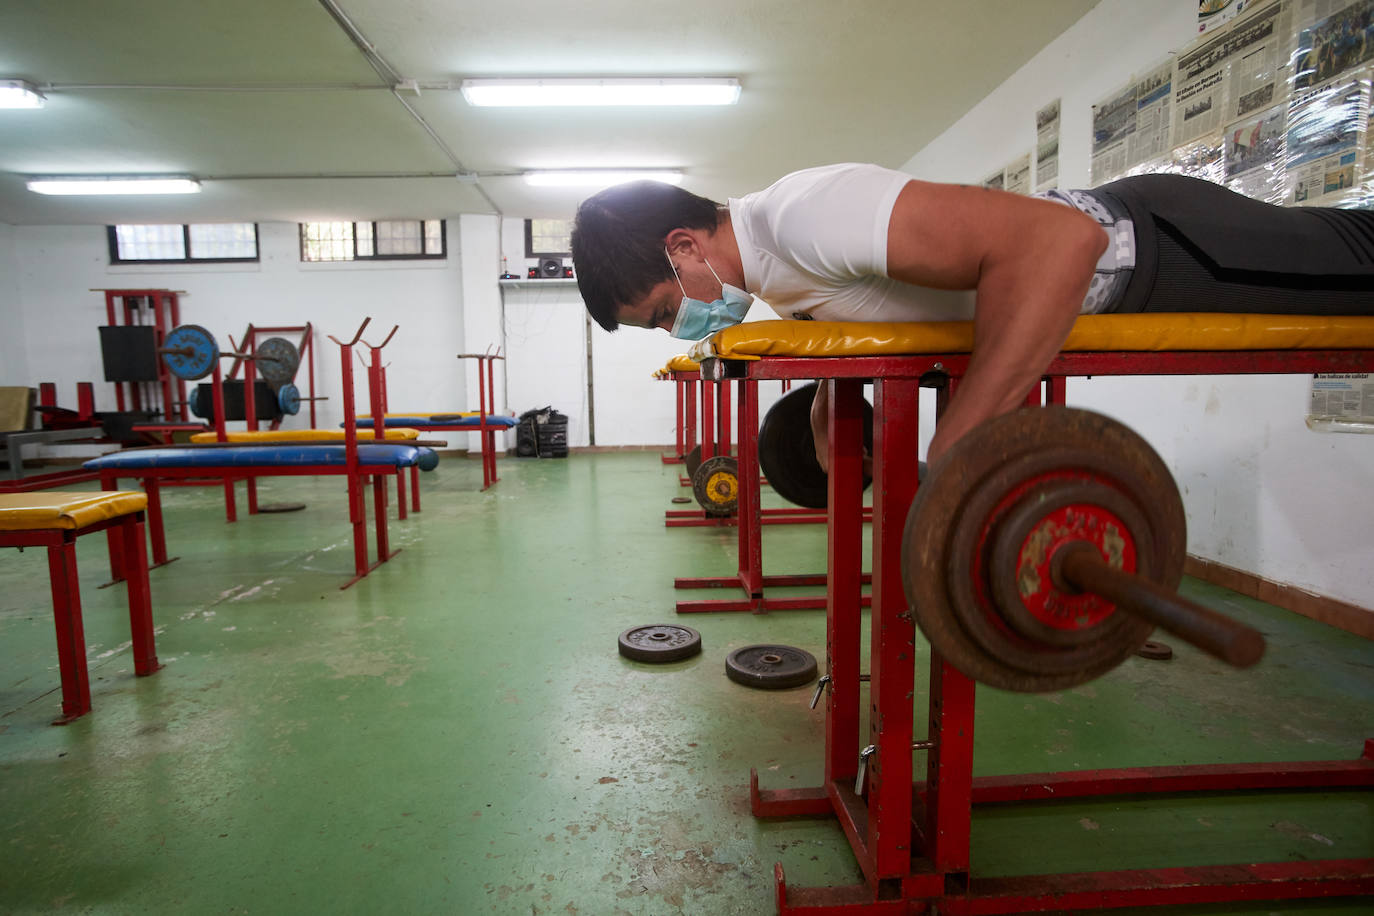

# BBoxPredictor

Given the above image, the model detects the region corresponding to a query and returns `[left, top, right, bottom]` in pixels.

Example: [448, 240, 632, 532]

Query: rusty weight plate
[692, 454, 739, 516]
[901, 406, 1185, 693]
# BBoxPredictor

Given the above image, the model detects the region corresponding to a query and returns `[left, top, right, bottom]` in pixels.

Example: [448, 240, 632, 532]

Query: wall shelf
[499, 278, 579, 288]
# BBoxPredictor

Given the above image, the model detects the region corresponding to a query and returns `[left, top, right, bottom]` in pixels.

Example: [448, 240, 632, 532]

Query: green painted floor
[1, 452, 1370, 915]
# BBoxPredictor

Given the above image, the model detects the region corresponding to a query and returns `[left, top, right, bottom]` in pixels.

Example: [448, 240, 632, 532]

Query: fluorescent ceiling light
[524, 170, 684, 188]
[27, 176, 202, 196]
[462, 78, 740, 107]
[0, 79, 44, 109]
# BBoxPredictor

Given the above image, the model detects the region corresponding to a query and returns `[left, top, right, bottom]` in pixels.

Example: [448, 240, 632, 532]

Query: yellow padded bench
[0, 491, 160, 722]
[688, 315, 1374, 361]
[189, 428, 420, 444]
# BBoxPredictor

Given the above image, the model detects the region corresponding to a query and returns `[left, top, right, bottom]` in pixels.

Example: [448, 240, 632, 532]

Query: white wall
[0, 223, 26, 384]
[8, 221, 469, 444]
[901, 0, 1374, 609]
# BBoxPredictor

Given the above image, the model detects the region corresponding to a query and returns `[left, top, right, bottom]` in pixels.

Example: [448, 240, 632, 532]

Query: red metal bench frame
[698, 346, 1374, 915]
[0, 507, 159, 722]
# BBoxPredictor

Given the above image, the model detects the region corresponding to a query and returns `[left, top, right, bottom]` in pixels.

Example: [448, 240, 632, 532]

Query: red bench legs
[673, 377, 872, 612]
[751, 373, 1374, 914]
[1, 511, 161, 723]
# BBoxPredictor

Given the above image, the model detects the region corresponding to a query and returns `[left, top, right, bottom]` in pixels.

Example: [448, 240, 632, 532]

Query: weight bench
[655, 355, 701, 466]
[353, 413, 519, 492]
[188, 427, 429, 518]
[83, 320, 438, 589]
[687, 313, 1374, 914]
[0, 490, 159, 722]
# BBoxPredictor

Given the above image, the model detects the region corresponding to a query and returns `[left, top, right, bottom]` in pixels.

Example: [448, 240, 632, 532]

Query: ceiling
[0, 0, 1101, 225]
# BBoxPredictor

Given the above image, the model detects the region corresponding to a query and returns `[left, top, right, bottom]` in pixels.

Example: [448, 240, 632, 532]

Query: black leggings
[1096, 175, 1374, 315]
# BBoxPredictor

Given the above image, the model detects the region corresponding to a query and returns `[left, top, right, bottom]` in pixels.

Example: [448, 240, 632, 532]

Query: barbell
[159, 324, 300, 387]
[902, 406, 1265, 693]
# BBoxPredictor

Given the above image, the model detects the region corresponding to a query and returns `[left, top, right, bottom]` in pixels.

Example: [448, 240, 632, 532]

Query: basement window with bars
[108, 223, 260, 263]
[299, 219, 446, 262]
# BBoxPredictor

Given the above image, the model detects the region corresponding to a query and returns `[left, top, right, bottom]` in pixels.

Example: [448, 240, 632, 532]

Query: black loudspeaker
[539, 257, 564, 278]
[99, 326, 159, 381]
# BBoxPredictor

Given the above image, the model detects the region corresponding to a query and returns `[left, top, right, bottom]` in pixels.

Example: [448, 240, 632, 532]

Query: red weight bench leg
[410, 465, 421, 512]
[121, 513, 161, 678]
[47, 537, 91, 723]
[395, 467, 408, 520]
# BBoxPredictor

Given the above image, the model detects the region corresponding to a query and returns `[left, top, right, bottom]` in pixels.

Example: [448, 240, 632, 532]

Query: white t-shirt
[728, 163, 1130, 321]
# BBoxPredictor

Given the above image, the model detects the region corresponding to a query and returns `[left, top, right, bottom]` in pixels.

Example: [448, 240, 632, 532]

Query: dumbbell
[902, 406, 1265, 693]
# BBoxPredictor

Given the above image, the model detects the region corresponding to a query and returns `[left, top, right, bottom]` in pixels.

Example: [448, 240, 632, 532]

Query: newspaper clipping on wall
[1198, 0, 1250, 35]
[1223, 104, 1287, 200]
[1309, 373, 1374, 431]
[981, 168, 1005, 191]
[1286, 72, 1368, 204]
[1091, 81, 1137, 184]
[1173, 1, 1291, 147]
[1129, 60, 1175, 165]
[1035, 99, 1061, 191]
[1003, 153, 1032, 195]
[1292, 0, 1374, 91]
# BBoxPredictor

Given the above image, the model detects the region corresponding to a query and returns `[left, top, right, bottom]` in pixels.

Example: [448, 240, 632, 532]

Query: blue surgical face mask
[665, 248, 753, 340]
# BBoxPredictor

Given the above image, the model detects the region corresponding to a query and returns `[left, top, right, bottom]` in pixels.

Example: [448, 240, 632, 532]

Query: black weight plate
[725, 644, 818, 689]
[757, 382, 873, 509]
[684, 444, 703, 478]
[255, 337, 300, 388]
[670, 496, 691, 504]
[692, 454, 738, 516]
[618, 624, 702, 663]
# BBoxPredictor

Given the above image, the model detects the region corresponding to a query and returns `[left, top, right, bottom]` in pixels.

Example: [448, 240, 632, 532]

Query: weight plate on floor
[670, 496, 691, 504]
[162, 324, 218, 380]
[618, 624, 702, 663]
[255, 337, 300, 388]
[1136, 640, 1174, 661]
[725, 644, 818, 689]
[692, 454, 739, 516]
[901, 406, 1185, 693]
[757, 382, 874, 509]
[257, 503, 307, 513]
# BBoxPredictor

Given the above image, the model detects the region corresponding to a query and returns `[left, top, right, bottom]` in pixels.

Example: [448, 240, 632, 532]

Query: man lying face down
[570, 163, 1374, 465]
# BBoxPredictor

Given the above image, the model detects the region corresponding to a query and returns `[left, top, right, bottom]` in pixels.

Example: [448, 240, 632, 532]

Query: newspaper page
[1128, 60, 1175, 166]
[1223, 103, 1288, 200]
[1035, 98, 1061, 191]
[1173, 1, 1291, 146]
[1170, 136, 1227, 181]
[1308, 373, 1374, 432]
[981, 169, 1005, 191]
[1091, 81, 1137, 184]
[1292, 0, 1374, 91]
[1003, 153, 1032, 194]
[1198, 0, 1250, 35]
[1285, 70, 1369, 204]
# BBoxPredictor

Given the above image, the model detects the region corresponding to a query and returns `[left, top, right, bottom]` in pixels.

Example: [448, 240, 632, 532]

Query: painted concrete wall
[0, 223, 26, 385]
[901, 0, 1374, 610]
[5, 221, 469, 446]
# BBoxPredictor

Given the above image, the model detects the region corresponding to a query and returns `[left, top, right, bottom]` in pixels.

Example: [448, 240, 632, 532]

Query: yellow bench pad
[688, 315, 1374, 361]
[189, 428, 420, 444]
[654, 354, 701, 378]
[0, 491, 148, 531]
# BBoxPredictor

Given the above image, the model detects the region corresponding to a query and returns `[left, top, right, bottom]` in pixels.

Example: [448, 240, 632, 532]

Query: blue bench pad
[84, 444, 440, 472]
[353, 415, 520, 429]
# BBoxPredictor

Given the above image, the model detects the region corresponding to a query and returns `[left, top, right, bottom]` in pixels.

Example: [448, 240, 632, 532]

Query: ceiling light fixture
[26, 176, 202, 195]
[0, 79, 45, 109]
[462, 78, 740, 107]
[523, 170, 684, 188]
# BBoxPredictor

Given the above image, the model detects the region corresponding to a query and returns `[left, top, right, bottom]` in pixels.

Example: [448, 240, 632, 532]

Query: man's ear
[664, 228, 703, 259]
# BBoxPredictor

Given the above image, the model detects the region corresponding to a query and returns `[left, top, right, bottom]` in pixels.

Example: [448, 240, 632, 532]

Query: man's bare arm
[885, 181, 1106, 465]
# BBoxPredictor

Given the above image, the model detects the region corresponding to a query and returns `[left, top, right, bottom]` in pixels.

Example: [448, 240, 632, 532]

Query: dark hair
[571, 181, 722, 331]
